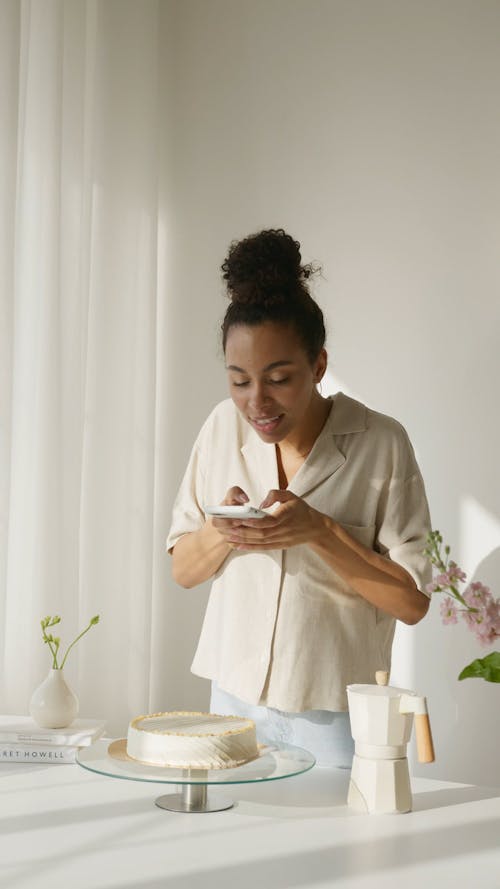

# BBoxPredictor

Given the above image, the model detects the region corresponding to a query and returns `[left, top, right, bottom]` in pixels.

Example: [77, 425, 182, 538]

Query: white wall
[159, 0, 500, 786]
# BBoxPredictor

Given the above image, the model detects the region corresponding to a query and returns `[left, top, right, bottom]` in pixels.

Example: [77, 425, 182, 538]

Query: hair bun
[222, 228, 314, 306]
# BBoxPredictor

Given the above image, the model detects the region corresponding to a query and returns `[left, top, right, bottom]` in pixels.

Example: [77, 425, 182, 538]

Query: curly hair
[221, 229, 325, 363]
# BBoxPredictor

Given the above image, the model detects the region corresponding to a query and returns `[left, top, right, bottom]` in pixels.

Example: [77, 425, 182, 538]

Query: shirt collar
[329, 392, 368, 435]
[238, 391, 368, 499]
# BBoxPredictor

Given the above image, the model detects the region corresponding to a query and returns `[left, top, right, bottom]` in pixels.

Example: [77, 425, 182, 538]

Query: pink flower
[462, 596, 500, 646]
[433, 564, 467, 590]
[425, 532, 500, 678]
[436, 572, 451, 587]
[440, 597, 458, 625]
[480, 599, 500, 645]
[463, 609, 484, 641]
[472, 618, 499, 647]
[463, 582, 491, 608]
[447, 561, 467, 583]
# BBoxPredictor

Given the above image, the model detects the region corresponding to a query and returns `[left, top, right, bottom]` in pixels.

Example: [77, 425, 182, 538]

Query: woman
[167, 229, 431, 768]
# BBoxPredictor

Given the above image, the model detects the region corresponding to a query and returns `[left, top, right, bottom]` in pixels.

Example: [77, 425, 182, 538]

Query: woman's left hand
[227, 490, 326, 550]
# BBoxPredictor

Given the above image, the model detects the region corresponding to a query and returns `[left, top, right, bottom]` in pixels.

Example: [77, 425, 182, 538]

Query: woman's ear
[314, 348, 328, 384]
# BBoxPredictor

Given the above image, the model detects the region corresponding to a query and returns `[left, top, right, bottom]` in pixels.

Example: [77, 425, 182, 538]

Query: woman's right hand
[211, 487, 250, 542]
[172, 486, 249, 588]
[222, 486, 249, 507]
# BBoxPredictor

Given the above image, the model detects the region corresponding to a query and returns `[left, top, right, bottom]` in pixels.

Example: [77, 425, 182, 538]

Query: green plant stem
[448, 582, 470, 608]
[43, 635, 59, 669]
[59, 622, 94, 670]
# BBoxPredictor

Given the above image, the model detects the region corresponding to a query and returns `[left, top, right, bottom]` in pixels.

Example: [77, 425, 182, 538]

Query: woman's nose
[248, 382, 270, 410]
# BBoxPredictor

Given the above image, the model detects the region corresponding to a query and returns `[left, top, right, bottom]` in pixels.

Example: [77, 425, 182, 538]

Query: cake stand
[77, 738, 315, 813]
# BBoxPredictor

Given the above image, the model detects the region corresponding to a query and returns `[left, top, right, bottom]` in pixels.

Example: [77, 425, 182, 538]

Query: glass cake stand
[77, 738, 315, 813]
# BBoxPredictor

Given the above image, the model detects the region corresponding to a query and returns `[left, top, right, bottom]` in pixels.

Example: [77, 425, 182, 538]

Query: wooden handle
[415, 713, 435, 763]
[375, 670, 389, 686]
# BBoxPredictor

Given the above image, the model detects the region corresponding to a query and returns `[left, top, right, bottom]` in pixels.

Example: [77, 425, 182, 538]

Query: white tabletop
[1, 751, 499, 889]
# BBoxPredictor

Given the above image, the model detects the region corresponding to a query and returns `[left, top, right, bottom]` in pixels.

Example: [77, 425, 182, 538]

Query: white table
[1, 752, 499, 889]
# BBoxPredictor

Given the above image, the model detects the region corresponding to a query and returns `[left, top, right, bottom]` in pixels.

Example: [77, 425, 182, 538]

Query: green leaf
[458, 651, 500, 683]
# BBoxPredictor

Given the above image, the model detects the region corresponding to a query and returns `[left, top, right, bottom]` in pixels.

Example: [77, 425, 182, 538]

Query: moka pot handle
[399, 694, 435, 763]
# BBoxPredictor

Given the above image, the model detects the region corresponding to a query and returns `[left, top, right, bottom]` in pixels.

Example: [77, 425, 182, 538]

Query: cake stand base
[155, 783, 233, 813]
[154, 768, 234, 812]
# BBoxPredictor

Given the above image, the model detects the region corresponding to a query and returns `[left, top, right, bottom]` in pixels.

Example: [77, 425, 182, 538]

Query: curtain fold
[0, 0, 167, 736]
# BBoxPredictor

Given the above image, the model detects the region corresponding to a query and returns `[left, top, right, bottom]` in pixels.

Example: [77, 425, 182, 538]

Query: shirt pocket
[339, 523, 376, 550]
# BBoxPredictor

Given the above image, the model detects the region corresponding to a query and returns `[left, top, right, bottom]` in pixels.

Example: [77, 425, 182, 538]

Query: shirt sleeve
[376, 469, 432, 596]
[165, 434, 207, 554]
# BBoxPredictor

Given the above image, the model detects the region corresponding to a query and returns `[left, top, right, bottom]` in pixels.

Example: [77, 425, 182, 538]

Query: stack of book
[0, 715, 106, 764]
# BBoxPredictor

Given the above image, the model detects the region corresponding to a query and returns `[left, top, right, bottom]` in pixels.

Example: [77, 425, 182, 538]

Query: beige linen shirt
[166, 393, 432, 712]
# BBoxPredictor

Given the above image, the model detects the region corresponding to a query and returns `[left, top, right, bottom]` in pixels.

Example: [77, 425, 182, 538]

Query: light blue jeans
[210, 681, 354, 769]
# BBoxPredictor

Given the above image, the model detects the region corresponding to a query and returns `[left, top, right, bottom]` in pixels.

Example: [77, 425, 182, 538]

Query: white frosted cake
[126, 711, 258, 769]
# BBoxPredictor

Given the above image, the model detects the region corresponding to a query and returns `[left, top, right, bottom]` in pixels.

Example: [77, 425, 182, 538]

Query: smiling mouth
[253, 416, 281, 425]
[250, 414, 284, 433]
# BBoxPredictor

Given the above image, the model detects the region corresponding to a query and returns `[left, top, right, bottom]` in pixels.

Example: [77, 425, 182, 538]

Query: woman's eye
[231, 377, 289, 388]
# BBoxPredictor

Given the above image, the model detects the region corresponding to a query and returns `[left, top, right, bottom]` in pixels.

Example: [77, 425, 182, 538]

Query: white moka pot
[347, 671, 435, 814]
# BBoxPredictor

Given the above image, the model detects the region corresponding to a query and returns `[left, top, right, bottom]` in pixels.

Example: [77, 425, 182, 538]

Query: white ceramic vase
[29, 668, 79, 729]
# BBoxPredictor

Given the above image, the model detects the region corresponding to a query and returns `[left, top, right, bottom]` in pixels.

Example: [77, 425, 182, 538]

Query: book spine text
[0, 744, 77, 763]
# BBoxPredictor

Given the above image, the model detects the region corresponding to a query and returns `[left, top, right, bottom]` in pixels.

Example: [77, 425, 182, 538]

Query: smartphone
[204, 504, 268, 519]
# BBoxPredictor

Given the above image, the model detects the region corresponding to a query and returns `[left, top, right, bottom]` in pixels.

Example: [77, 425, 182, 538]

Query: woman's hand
[210, 486, 252, 547]
[224, 490, 327, 551]
[171, 486, 253, 587]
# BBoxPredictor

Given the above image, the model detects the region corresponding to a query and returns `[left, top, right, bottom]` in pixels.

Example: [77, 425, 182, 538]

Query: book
[0, 715, 106, 747]
[0, 743, 78, 763]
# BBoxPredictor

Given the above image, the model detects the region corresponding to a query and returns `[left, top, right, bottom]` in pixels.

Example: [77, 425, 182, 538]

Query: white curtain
[0, 0, 173, 736]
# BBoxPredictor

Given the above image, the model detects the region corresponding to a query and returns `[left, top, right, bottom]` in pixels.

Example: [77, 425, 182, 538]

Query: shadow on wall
[470, 546, 500, 593]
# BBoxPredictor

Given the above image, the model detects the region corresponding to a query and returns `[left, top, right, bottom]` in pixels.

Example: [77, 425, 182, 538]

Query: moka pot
[347, 671, 435, 814]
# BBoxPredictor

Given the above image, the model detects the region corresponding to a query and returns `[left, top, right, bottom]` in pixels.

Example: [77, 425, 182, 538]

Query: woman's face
[225, 322, 326, 443]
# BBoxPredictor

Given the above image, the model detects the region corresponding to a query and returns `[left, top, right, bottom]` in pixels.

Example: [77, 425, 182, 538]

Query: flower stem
[59, 621, 95, 671]
[48, 643, 59, 669]
[448, 582, 470, 608]
[43, 634, 59, 669]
